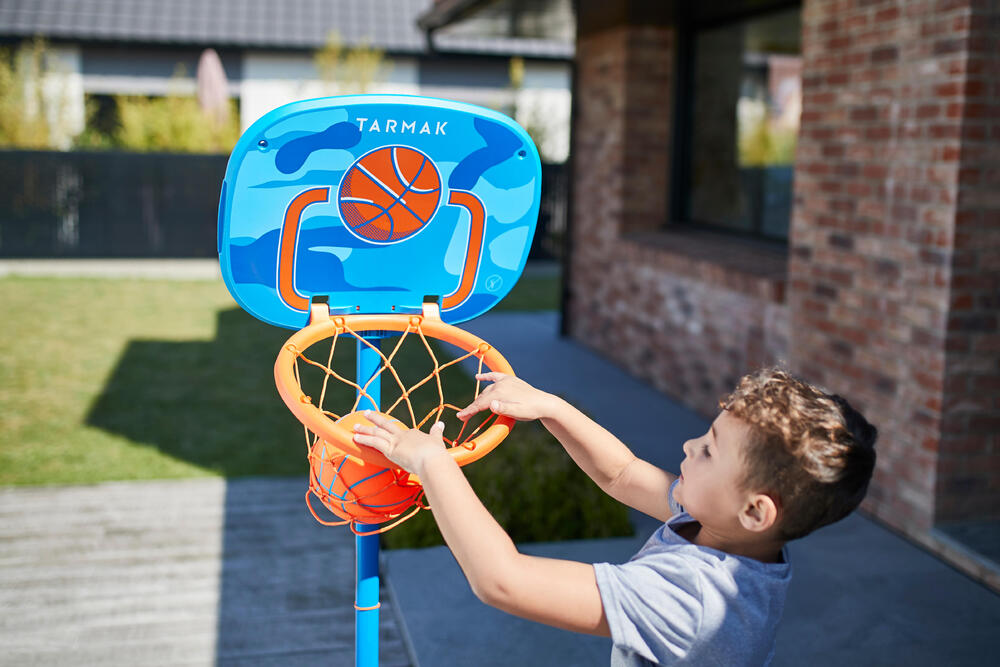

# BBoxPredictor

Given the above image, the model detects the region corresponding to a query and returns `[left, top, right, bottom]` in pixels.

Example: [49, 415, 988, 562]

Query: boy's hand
[352, 411, 449, 475]
[456, 372, 554, 423]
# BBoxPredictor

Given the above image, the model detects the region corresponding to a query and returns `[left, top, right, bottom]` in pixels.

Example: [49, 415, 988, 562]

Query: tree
[0, 39, 75, 149]
[314, 31, 387, 95]
[111, 75, 240, 153]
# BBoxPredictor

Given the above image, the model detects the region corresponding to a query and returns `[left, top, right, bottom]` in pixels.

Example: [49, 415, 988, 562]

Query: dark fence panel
[0, 150, 567, 260]
[533, 162, 568, 261]
[0, 150, 227, 258]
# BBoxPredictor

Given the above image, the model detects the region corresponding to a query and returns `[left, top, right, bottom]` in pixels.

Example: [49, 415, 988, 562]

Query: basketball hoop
[274, 301, 516, 533]
[219, 94, 542, 666]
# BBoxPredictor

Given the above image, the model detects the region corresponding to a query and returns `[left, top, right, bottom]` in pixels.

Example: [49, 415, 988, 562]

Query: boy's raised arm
[456, 374, 678, 523]
[352, 413, 611, 636]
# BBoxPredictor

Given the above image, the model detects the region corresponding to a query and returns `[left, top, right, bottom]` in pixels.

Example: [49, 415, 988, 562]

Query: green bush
[0, 39, 72, 149]
[314, 31, 386, 95]
[381, 419, 634, 549]
[112, 92, 240, 153]
[739, 115, 798, 167]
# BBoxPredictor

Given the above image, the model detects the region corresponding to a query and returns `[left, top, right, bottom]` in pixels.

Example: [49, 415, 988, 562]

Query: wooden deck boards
[0, 477, 411, 666]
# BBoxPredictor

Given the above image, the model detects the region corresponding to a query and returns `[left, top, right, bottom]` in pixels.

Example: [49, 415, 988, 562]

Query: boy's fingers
[475, 372, 507, 383]
[364, 410, 401, 434]
[456, 395, 490, 420]
[353, 423, 395, 442]
[457, 397, 514, 419]
[352, 432, 387, 452]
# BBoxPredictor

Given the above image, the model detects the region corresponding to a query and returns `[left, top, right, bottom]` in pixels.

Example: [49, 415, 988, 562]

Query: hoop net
[274, 307, 515, 535]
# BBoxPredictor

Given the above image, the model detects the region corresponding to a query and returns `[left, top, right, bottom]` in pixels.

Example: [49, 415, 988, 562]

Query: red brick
[875, 6, 900, 22]
[936, 81, 962, 97]
[826, 71, 849, 86]
[917, 103, 942, 119]
[850, 106, 879, 122]
[863, 164, 889, 180]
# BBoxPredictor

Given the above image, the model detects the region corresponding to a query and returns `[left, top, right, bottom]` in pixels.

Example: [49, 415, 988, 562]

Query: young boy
[352, 367, 877, 665]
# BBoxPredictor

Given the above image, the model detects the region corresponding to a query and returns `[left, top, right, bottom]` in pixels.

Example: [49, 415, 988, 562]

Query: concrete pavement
[0, 478, 410, 666]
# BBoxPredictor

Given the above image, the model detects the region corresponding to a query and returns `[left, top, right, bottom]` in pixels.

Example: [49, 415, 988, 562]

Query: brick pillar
[620, 28, 674, 235]
[938, 0, 1000, 522]
[789, 0, 1000, 534]
[568, 24, 674, 336]
[568, 10, 790, 417]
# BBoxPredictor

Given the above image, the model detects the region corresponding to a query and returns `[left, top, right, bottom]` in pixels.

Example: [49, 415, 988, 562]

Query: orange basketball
[338, 146, 442, 243]
[308, 412, 422, 523]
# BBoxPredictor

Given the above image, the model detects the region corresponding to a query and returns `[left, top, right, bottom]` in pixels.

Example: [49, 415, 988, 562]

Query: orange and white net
[281, 315, 505, 534]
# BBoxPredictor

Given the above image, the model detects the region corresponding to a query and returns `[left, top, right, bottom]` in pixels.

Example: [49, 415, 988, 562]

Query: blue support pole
[355, 335, 381, 667]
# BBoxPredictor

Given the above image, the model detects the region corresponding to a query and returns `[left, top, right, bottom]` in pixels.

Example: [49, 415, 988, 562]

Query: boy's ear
[739, 493, 779, 533]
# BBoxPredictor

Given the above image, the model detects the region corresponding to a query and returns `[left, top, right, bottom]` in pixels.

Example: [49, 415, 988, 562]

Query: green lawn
[495, 273, 561, 311]
[0, 274, 630, 546]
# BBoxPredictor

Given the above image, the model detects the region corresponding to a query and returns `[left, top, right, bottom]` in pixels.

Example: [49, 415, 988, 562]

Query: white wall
[240, 53, 420, 130]
[516, 60, 571, 162]
[31, 45, 85, 149]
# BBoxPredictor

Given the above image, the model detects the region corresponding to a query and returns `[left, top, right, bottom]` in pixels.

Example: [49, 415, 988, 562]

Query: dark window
[83, 94, 118, 138]
[678, 5, 802, 241]
[418, 58, 511, 89]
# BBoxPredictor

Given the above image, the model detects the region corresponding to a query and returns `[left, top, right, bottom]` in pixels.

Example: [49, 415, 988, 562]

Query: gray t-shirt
[593, 482, 791, 666]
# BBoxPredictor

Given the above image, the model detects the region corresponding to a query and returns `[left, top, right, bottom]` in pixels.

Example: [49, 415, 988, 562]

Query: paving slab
[0, 477, 410, 667]
[385, 538, 645, 667]
[384, 311, 1000, 666]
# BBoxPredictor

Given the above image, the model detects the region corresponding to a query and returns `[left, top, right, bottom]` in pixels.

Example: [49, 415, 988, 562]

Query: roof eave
[416, 0, 499, 31]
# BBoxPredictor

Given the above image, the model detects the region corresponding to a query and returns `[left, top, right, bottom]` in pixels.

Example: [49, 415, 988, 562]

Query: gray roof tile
[0, 0, 571, 57]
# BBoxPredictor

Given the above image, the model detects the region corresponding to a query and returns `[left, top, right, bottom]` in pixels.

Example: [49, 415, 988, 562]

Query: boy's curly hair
[721, 368, 877, 540]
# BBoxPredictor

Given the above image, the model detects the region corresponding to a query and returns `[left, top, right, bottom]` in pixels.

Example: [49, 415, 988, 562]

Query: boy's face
[673, 410, 755, 533]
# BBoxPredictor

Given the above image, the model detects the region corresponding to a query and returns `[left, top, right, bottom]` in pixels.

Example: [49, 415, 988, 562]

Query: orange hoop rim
[274, 306, 516, 474]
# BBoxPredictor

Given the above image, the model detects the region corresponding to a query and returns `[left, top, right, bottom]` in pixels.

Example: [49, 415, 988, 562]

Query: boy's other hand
[352, 411, 449, 475]
[456, 372, 554, 423]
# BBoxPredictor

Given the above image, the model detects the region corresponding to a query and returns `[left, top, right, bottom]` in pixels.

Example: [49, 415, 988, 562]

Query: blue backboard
[218, 95, 542, 329]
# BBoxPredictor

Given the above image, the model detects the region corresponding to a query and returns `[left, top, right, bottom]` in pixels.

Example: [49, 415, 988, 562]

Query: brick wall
[568, 0, 998, 555]
[789, 0, 999, 532]
[568, 24, 789, 417]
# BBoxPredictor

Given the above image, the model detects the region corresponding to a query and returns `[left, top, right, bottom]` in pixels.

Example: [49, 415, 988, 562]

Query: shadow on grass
[86, 307, 317, 477]
[84, 304, 632, 549]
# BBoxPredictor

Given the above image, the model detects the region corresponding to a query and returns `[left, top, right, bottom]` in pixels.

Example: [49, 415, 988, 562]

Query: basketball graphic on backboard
[339, 146, 442, 244]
